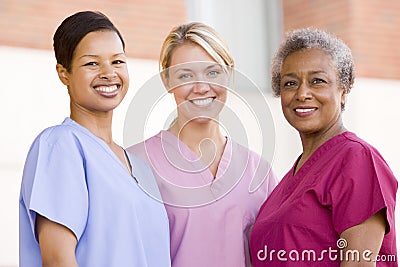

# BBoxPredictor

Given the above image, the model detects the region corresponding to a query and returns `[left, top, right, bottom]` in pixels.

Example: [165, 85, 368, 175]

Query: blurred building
[282, 0, 400, 80]
[0, 0, 187, 59]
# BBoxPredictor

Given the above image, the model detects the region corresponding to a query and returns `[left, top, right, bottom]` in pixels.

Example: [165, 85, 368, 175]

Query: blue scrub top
[19, 117, 171, 267]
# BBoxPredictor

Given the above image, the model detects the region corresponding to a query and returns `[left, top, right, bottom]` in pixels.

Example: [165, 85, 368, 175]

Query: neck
[299, 122, 346, 163]
[169, 118, 225, 153]
[70, 107, 114, 144]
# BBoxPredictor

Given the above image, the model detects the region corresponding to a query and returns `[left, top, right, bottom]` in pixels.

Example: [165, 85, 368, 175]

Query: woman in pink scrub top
[250, 28, 397, 266]
[127, 22, 277, 267]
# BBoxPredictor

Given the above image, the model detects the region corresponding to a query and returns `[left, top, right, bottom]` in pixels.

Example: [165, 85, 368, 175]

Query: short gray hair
[271, 28, 355, 97]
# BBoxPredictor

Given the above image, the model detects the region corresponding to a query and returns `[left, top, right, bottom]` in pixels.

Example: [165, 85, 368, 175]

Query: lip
[93, 83, 121, 98]
[293, 106, 317, 117]
[189, 97, 216, 107]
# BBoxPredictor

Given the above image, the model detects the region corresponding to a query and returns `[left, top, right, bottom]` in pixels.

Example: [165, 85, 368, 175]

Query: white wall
[1, 46, 399, 266]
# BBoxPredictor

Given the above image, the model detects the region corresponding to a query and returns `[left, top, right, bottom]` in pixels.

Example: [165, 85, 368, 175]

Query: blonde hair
[159, 22, 234, 73]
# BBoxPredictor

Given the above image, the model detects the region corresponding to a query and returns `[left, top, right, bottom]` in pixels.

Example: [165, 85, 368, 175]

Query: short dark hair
[53, 11, 125, 72]
[271, 28, 354, 98]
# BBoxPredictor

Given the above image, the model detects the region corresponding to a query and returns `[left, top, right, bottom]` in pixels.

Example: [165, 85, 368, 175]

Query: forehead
[74, 30, 124, 57]
[169, 43, 215, 67]
[282, 48, 335, 73]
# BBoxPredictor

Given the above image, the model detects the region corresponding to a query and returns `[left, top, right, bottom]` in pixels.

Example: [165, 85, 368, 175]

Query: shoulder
[126, 133, 161, 150]
[334, 132, 396, 185]
[230, 139, 277, 192]
[27, 120, 89, 159]
[126, 143, 164, 200]
[231, 140, 270, 166]
[126, 133, 162, 163]
[339, 132, 387, 162]
[39, 124, 79, 143]
[342, 132, 373, 150]
[127, 152, 153, 177]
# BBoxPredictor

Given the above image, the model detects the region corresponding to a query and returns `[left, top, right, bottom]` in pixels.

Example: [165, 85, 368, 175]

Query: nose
[296, 82, 312, 101]
[99, 63, 117, 79]
[193, 82, 210, 94]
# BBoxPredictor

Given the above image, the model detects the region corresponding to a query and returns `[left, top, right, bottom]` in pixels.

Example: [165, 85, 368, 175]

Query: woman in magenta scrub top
[127, 22, 277, 267]
[250, 28, 397, 266]
[19, 11, 171, 267]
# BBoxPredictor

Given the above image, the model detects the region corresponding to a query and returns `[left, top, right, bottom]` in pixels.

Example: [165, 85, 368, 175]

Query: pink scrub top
[127, 130, 278, 267]
[250, 132, 397, 266]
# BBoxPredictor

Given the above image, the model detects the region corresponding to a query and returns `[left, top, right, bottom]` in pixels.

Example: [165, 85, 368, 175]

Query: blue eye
[208, 70, 219, 76]
[179, 73, 193, 79]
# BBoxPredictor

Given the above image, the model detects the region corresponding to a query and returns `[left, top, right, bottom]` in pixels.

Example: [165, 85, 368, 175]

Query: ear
[340, 88, 346, 107]
[160, 70, 173, 94]
[56, 64, 70, 86]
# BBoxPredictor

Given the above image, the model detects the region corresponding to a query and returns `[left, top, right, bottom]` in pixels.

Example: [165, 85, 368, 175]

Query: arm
[36, 214, 79, 267]
[340, 210, 386, 267]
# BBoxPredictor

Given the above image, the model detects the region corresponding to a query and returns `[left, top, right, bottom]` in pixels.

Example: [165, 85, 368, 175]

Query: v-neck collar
[158, 130, 232, 183]
[290, 131, 350, 178]
[63, 117, 134, 179]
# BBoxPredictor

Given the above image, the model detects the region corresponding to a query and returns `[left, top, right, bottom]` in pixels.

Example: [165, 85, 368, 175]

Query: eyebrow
[309, 70, 328, 75]
[172, 63, 221, 74]
[78, 53, 126, 59]
[282, 70, 327, 78]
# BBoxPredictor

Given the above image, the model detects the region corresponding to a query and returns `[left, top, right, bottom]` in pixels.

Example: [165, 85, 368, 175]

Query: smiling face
[280, 48, 345, 136]
[165, 43, 228, 124]
[58, 30, 129, 116]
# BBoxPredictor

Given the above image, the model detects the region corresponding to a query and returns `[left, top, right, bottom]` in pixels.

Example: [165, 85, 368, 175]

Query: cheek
[326, 91, 343, 109]
[173, 85, 192, 98]
[69, 74, 85, 88]
[122, 69, 130, 81]
[215, 86, 227, 102]
[280, 92, 292, 108]
[172, 86, 190, 105]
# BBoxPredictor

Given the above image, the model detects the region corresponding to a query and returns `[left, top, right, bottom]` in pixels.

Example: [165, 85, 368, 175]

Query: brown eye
[312, 78, 326, 84]
[283, 81, 296, 87]
[113, 60, 125, 65]
[83, 61, 98, 66]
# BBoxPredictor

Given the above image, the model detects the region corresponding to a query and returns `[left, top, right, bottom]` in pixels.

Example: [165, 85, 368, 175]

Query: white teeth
[191, 98, 213, 106]
[95, 85, 118, 93]
[295, 108, 315, 113]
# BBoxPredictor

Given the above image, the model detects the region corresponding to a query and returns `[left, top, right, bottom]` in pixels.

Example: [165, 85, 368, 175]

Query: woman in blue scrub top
[19, 11, 171, 267]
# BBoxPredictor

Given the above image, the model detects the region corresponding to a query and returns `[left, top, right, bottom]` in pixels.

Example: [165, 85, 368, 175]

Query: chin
[191, 116, 215, 124]
[98, 102, 122, 112]
[291, 123, 319, 135]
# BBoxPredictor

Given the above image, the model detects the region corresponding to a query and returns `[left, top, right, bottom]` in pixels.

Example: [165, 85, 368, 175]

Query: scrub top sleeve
[21, 132, 88, 242]
[248, 154, 278, 196]
[331, 147, 396, 235]
[128, 152, 163, 202]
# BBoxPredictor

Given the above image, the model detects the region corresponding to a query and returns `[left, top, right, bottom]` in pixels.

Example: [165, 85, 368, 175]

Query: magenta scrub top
[127, 130, 278, 267]
[19, 118, 171, 267]
[250, 132, 397, 266]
